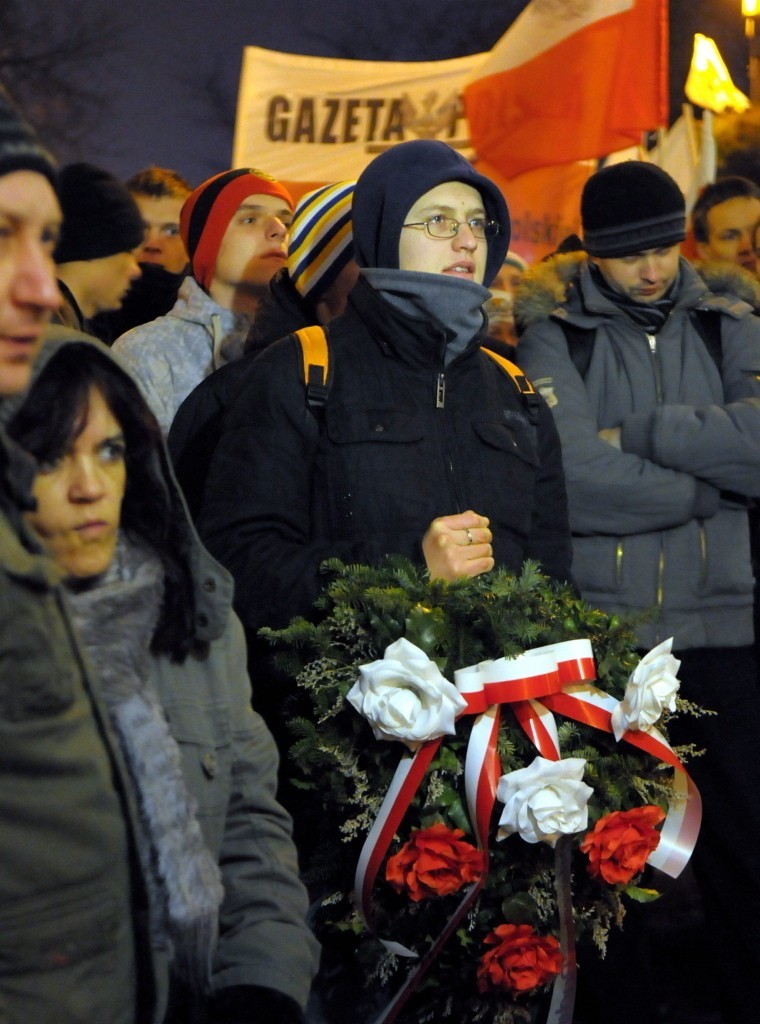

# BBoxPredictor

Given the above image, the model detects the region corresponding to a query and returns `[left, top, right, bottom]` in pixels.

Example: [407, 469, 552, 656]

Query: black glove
[206, 985, 305, 1024]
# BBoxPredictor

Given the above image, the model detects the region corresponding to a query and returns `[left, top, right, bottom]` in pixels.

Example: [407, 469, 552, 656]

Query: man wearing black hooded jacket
[196, 140, 572, 646]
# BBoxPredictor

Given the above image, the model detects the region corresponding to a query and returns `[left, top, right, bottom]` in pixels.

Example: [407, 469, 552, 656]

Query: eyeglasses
[401, 215, 501, 241]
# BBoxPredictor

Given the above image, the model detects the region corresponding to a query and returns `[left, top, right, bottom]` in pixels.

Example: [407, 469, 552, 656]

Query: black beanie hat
[54, 162, 145, 263]
[352, 139, 510, 287]
[0, 88, 56, 186]
[581, 161, 685, 258]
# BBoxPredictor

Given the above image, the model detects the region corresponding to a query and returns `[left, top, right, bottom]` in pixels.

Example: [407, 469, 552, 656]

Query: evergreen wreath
[262, 557, 700, 1024]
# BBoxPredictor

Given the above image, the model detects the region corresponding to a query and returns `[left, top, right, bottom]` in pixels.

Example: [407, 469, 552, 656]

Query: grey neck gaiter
[362, 267, 490, 365]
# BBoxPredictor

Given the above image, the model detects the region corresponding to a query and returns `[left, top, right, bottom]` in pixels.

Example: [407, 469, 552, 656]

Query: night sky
[42, 0, 749, 187]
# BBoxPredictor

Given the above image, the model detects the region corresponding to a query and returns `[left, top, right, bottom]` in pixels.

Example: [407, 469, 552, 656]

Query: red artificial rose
[477, 923, 562, 995]
[385, 823, 484, 902]
[580, 805, 665, 885]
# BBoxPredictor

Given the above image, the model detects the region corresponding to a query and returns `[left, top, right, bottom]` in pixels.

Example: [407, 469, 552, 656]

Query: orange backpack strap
[294, 325, 330, 411]
[482, 346, 541, 425]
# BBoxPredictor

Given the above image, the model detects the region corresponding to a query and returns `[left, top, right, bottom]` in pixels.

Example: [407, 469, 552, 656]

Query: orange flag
[464, 0, 668, 181]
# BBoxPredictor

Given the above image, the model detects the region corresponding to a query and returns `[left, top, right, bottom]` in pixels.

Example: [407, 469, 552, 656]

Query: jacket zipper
[699, 522, 708, 588]
[433, 367, 465, 512]
[646, 332, 663, 404]
[615, 540, 624, 587]
[656, 547, 665, 617]
[646, 331, 665, 640]
[435, 372, 446, 409]
[615, 333, 662, 606]
[648, 326, 711, 607]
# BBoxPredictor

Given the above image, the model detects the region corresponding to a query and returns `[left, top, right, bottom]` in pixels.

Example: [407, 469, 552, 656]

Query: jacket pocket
[0, 880, 137, 1024]
[327, 406, 424, 445]
[324, 405, 428, 530]
[468, 418, 539, 540]
[471, 419, 538, 467]
[691, 511, 753, 599]
[163, 699, 232, 834]
[572, 536, 631, 598]
[0, 881, 124, 977]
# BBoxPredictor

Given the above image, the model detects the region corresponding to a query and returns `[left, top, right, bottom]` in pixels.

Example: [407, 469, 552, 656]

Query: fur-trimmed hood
[691, 259, 760, 310]
[514, 252, 760, 334]
[513, 252, 586, 333]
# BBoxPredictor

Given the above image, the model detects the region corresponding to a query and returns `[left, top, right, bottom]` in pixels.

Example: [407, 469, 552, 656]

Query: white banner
[233, 46, 484, 183]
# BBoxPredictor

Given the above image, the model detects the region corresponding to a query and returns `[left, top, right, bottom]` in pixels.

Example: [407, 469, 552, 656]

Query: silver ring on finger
[465, 528, 473, 545]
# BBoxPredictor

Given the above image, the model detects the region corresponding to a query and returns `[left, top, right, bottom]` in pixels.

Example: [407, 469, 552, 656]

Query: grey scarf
[589, 262, 680, 334]
[362, 267, 490, 365]
[67, 533, 224, 991]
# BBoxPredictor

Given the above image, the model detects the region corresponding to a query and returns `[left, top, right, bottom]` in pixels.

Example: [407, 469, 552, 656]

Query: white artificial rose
[496, 756, 593, 846]
[611, 637, 680, 742]
[346, 637, 467, 749]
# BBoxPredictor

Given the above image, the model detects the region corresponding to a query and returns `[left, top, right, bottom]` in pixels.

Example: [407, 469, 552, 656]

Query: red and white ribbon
[353, 637, 702, 1023]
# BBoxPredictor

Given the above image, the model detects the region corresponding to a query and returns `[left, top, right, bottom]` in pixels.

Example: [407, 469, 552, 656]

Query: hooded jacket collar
[346, 274, 487, 371]
[361, 267, 489, 365]
[514, 253, 756, 334]
[691, 259, 760, 311]
[170, 275, 252, 334]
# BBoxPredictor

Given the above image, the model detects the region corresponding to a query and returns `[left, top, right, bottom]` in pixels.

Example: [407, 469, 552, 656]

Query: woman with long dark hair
[6, 330, 318, 1024]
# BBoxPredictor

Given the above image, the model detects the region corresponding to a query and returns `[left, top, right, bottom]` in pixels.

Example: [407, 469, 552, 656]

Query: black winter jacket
[197, 276, 572, 632]
[168, 271, 313, 518]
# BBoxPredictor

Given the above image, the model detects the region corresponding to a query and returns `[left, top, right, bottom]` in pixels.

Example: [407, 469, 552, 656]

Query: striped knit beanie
[179, 168, 293, 292]
[0, 87, 56, 186]
[287, 181, 355, 301]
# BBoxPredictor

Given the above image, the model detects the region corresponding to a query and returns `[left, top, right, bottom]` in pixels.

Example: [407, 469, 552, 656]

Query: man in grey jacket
[517, 161, 760, 1024]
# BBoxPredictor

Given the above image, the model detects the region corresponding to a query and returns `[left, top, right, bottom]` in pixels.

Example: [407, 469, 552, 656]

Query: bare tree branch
[0, 0, 126, 156]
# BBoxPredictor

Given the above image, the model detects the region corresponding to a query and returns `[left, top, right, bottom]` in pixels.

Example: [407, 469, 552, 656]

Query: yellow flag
[685, 33, 750, 114]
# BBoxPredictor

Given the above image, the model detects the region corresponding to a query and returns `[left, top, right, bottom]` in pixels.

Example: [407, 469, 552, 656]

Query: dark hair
[8, 343, 199, 662]
[126, 164, 192, 200]
[691, 176, 760, 243]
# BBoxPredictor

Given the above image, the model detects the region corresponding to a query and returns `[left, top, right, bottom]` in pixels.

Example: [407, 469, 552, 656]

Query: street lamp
[744, 0, 760, 104]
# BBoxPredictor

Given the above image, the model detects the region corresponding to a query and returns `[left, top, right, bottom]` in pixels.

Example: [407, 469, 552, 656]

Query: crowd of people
[2, 79, 760, 1024]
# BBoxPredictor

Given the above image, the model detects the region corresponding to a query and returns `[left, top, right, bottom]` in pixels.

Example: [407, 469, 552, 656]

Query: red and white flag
[464, 0, 669, 181]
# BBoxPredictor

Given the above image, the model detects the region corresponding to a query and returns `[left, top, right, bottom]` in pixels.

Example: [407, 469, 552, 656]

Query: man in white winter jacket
[113, 168, 293, 434]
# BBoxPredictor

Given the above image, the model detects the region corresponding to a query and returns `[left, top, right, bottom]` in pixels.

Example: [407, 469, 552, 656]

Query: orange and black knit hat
[179, 168, 293, 291]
